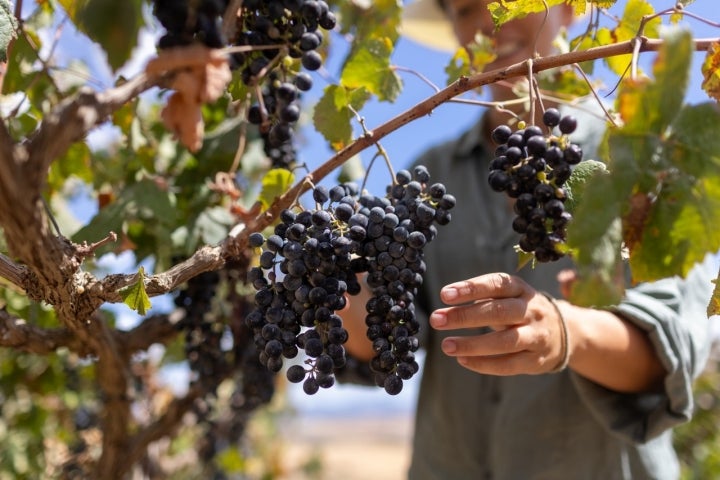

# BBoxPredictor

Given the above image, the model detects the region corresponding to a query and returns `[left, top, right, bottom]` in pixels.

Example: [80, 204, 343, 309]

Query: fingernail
[442, 287, 458, 301]
[442, 338, 457, 354]
[430, 311, 447, 327]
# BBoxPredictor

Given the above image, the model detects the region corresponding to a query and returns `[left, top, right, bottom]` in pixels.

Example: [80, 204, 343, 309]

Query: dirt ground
[279, 413, 414, 480]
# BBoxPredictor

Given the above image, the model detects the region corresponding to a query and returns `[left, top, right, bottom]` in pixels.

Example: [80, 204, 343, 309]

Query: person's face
[442, 0, 572, 71]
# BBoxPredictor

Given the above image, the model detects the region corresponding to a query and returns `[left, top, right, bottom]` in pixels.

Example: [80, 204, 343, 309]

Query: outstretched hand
[429, 273, 568, 376]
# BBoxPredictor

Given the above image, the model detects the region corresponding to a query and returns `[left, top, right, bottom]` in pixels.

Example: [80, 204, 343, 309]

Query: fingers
[430, 297, 528, 330]
[439, 272, 530, 306]
[440, 327, 557, 375]
[454, 351, 554, 376]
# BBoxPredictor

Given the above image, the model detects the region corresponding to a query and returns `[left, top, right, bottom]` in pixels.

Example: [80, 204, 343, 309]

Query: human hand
[429, 273, 569, 376]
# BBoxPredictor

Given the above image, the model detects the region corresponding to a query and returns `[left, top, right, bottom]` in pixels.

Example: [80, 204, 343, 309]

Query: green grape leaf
[192, 206, 235, 246]
[1, 26, 41, 94]
[72, 179, 177, 257]
[629, 175, 720, 282]
[0, 0, 17, 62]
[312, 84, 370, 151]
[564, 159, 608, 212]
[666, 103, 720, 178]
[58, 0, 143, 71]
[701, 41, 720, 103]
[566, 134, 643, 306]
[47, 142, 93, 194]
[341, 36, 402, 102]
[616, 27, 692, 136]
[258, 168, 295, 210]
[119, 266, 151, 315]
[338, 154, 365, 184]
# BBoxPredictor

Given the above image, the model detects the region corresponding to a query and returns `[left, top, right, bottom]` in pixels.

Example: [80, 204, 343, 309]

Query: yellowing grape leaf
[701, 41, 720, 102]
[602, 0, 660, 76]
[258, 168, 295, 210]
[629, 175, 720, 282]
[444, 36, 496, 85]
[120, 266, 151, 316]
[708, 275, 720, 317]
[488, 0, 566, 28]
[616, 27, 692, 136]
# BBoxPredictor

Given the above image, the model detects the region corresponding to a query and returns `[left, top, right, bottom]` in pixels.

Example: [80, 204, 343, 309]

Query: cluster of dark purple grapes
[153, 0, 336, 169]
[246, 166, 455, 395]
[248, 71, 312, 168]
[153, 0, 230, 49]
[236, 0, 335, 168]
[174, 270, 229, 391]
[487, 108, 582, 262]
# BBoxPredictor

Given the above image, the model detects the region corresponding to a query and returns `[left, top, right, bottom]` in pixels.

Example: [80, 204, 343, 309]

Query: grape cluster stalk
[487, 108, 582, 262]
[246, 166, 456, 395]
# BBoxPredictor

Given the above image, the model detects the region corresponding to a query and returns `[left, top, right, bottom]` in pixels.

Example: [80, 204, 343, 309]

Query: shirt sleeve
[569, 253, 718, 443]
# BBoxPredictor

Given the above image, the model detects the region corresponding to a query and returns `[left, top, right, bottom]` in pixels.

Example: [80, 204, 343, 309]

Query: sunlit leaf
[258, 168, 295, 210]
[119, 266, 151, 315]
[701, 41, 720, 102]
[444, 36, 496, 85]
[341, 36, 402, 102]
[564, 159, 607, 212]
[707, 274, 720, 317]
[616, 27, 692, 136]
[630, 175, 720, 282]
[47, 142, 93, 193]
[312, 85, 370, 151]
[602, 0, 660, 76]
[488, 0, 566, 28]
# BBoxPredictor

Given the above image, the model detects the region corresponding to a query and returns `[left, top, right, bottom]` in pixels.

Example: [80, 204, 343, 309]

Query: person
[338, 0, 718, 479]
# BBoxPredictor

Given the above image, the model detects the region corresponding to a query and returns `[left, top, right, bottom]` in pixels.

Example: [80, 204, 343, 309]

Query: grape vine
[245, 166, 455, 395]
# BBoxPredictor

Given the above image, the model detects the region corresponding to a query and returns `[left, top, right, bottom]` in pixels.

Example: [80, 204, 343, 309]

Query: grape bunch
[153, 0, 337, 169]
[153, 0, 231, 49]
[245, 166, 455, 395]
[487, 108, 582, 262]
[235, 1, 336, 169]
[174, 270, 228, 391]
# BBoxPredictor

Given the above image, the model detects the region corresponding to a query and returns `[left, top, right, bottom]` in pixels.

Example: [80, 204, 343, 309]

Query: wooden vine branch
[116, 313, 180, 357]
[125, 386, 203, 470]
[0, 308, 92, 356]
[0, 253, 25, 291]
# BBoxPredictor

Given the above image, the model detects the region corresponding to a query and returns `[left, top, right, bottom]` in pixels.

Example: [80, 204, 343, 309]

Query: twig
[76, 232, 118, 259]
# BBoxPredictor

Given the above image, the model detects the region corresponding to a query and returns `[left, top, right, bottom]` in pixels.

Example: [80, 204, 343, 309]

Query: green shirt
[405, 109, 715, 480]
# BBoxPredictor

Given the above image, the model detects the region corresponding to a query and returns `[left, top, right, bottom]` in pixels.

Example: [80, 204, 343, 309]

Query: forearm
[559, 300, 666, 393]
[339, 279, 375, 361]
